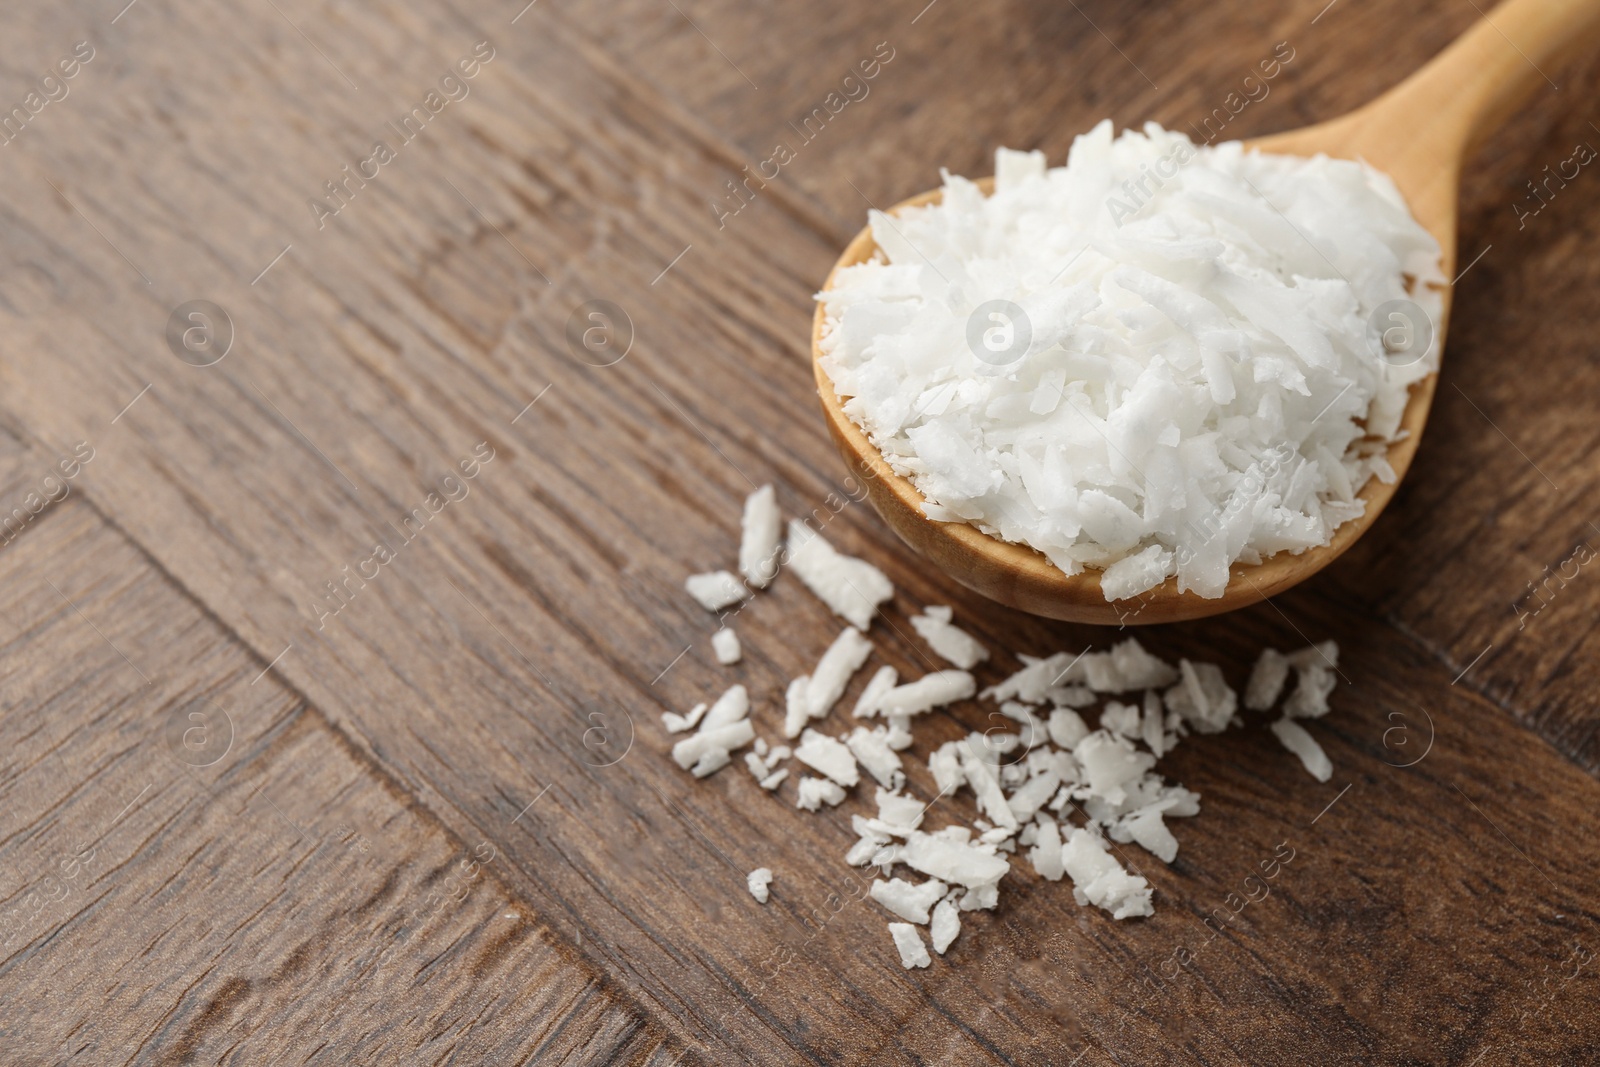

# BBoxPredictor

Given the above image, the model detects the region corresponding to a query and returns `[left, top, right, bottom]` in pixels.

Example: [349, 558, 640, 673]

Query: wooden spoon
[812, 0, 1600, 625]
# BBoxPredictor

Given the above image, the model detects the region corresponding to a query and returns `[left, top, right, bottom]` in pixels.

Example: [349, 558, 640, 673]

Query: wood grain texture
[0, 501, 671, 1063]
[0, 0, 1596, 1063]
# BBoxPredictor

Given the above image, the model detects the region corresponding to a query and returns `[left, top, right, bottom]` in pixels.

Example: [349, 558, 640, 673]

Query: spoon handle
[1372, 0, 1600, 155]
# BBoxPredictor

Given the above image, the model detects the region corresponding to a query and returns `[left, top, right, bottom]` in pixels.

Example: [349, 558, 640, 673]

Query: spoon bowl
[812, 0, 1599, 624]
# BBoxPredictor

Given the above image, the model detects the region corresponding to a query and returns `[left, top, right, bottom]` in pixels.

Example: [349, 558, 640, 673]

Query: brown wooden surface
[0, 0, 1597, 1063]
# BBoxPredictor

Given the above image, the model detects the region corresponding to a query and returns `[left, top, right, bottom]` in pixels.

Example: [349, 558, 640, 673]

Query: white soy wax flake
[910, 606, 990, 669]
[870, 876, 948, 924]
[685, 570, 746, 611]
[1245, 648, 1290, 711]
[930, 897, 962, 954]
[739, 485, 783, 589]
[853, 665, 899, 718]
[794, 729, 860, 788]
[846, 726, 904, 790]
[712, 628, 741, 665]
[699, 685, 750, 731]
[889, 922, 932, 969]
[1271, 717, 1333, 781]
[1062, 827, 1153, 920]
[796, 775, 847, 811]
[805, 628, 874, 721]
[786, 520, 893, 629]
[878, 670, 976, 717]
[662, 702, 707, 734]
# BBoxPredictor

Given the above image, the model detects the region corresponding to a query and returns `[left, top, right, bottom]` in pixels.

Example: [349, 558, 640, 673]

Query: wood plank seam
[0, 494, 687, 1065]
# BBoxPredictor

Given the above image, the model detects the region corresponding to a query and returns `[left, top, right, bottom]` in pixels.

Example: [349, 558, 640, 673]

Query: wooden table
[1, 0, 1597, 1062]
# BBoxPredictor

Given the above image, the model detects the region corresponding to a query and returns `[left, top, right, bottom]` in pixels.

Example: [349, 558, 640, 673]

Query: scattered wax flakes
[795, 729, 860, 788]
[1074, 730, 1156, 803]
[983, 653, 1078, 704]
[884, 715, 914, 751]
[1062, 828, 1153, 920]
[1283, 663, 1337, 719]
[889, 922, 932, 969]
[848, 728, 905, 790]
[739, 485, 783, 589]
[685, 570, 746, 611]
[673, 468, 1349, 956]
[1244, 647, 1290, 711]
[853, 665, 899, 718]
[690, 748, 730, 778]
[663, 702, 707, 734]
[1122, 808, 1179, 864]
[1286, 640, 1340, 671]
[1101, 701, 1142, 739]
[1271, 718, 1333, 781]
[1007, 769, 1063, 824]
[958, 737, 1017, 830]
[875, 786, 926, 832]
[712, 628, 741, 665]
[1080, 639, 1180, 692]
[870, 876, 948, 924]
[879, 671, 976, 717]
[671, 720, 754, 775]
[910, 606, 990, 669]
[786, 520, 893, 630]
[1028, 816, 1065, 882]
[796, 775, 848, 811]
[900, 830, 1010, 889]
[699, 684, 749, 731]
[1164, 660, 1239, 734]
[1047, 707, 1090, 749]
[805, 628, 874, 720]
[783, 676, 812, 740]
[930, 898, 962, 953]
